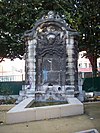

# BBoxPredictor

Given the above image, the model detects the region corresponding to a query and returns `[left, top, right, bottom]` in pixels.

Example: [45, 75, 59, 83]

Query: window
[89, 63, 92, 68]
[84, 63, 87, 68]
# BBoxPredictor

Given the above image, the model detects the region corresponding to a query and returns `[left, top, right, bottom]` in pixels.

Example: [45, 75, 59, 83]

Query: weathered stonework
[18, 11, 79, 102]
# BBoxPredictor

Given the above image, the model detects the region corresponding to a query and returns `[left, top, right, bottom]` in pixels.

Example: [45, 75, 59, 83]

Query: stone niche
[22, 11, 79, 102]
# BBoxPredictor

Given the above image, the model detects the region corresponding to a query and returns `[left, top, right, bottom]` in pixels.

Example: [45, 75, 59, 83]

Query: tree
[0, 0, 73, 61]
[75, 0, 100, 77]
[0, 0, 100, 76]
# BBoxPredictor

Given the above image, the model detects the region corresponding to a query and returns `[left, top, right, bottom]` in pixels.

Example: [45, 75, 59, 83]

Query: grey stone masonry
[18, 11, 79, 102]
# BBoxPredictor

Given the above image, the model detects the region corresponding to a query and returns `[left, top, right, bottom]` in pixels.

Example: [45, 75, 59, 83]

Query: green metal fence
[0, 77, 100, 95]
[83, 77, 100, 92]
[0, 81, 24, 95]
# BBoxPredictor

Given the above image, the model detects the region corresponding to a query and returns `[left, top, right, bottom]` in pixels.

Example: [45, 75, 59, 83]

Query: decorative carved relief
[37, 47, 66, 58]
[23, 11, 79, 102]
[37, 24, 66, 48]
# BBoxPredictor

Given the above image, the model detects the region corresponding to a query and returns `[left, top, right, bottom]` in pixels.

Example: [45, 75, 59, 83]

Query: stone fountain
[18, 11, 79, 102]
[6, 12, 84, 124]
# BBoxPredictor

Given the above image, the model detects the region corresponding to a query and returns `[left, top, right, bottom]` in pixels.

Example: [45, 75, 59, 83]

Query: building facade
[78, 51, 100, 78]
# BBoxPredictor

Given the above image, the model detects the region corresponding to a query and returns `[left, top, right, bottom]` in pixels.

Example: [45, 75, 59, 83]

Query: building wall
[0, 59, 25, 81]
[78, 51, 100, 78]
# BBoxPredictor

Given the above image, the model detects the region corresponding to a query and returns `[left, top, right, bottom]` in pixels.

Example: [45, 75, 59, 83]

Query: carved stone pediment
[37, 33, 65, 47]
[24, 11, 78, 39]
[37, 23, 66, 48]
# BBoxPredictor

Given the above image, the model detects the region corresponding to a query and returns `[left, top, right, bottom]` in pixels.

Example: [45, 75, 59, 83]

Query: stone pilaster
[65, 35, 76, 96]
[27, 39, 37, 92]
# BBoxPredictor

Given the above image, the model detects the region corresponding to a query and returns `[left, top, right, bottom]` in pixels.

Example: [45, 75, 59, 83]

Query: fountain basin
[6, 97, 83, 124]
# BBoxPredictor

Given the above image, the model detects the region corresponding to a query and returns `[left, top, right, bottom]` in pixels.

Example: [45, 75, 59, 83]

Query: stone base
[17, 85, 35, 103]
[6, 97, 83, 124]
[66, 90, 74, 97]
[17, 84, 76, 103]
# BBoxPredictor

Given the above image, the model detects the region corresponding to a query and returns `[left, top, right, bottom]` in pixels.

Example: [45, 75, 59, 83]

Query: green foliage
[76, 0, 100, 77]
[0, 98, 16, 104]
[77, 0, 100, 54]
[0, 0, 99, 75]
[0, 0, 75, 60]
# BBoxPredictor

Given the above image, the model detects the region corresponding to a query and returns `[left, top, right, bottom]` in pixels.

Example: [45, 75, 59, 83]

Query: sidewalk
[0, 102, 100, 133]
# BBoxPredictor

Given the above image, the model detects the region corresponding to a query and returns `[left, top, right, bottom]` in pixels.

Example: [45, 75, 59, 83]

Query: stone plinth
[6, 98, 83, 124]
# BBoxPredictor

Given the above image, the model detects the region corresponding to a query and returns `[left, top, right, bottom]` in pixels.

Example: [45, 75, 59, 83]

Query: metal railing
[0, 75, 25, 82]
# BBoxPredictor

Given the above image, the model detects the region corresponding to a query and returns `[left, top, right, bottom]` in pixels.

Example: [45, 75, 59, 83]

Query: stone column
[65, 34, 76, 96]
[74, 40, 78, 91]
[27, 39, 37, 92]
